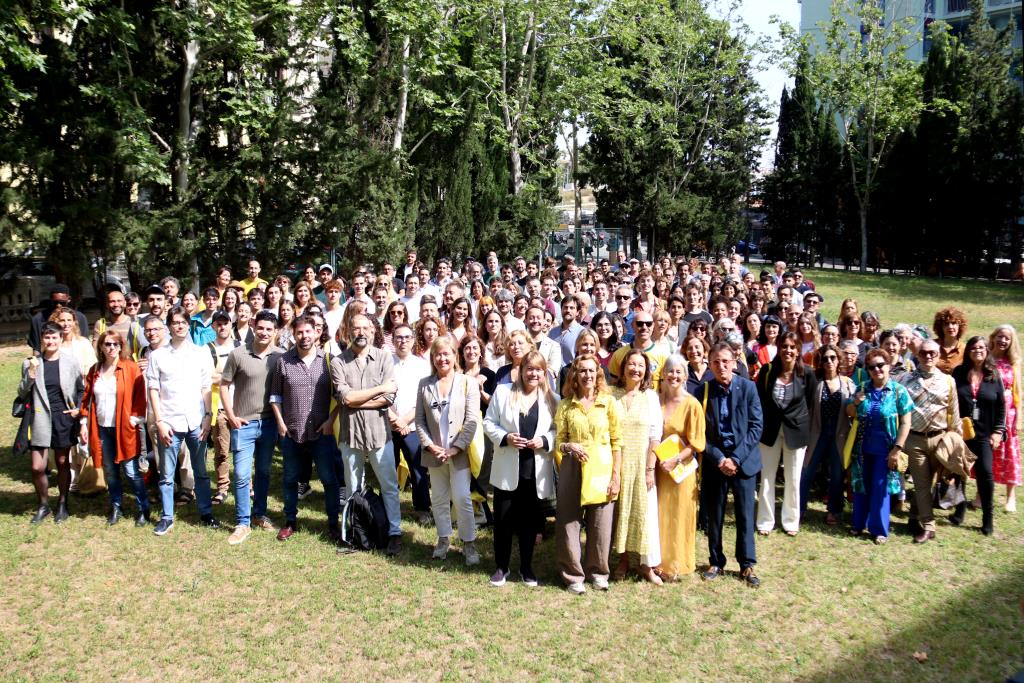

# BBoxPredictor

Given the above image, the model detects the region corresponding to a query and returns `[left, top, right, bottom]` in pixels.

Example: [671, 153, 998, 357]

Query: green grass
[2, 269, 1024, 681]
[805, 268, 1024, 334]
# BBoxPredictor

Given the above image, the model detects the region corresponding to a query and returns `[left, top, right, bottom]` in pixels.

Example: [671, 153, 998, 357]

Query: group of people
[18, 251, 1020, 592]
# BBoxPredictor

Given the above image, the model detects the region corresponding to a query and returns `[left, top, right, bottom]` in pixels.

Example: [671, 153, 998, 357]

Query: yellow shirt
[608, 343, 669, 390]
[239, 277, 268, 295]
[554, 392, 623, 466]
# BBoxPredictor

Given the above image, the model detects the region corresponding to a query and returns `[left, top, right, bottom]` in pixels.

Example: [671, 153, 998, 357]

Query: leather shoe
[913, 530, 935, 544]
[134, 511, 151, 528]
[107, 506, 123, 526]
[200, 515, 222, 530]
[54, 502, 70, 524]
[277, 523, 297, 541]
[701, 566, 723, 581]
[327, 522, 342, 545]
[386, 535, 403, 556]
[740, 567, 761, 588]
[30, 505, 52, 525]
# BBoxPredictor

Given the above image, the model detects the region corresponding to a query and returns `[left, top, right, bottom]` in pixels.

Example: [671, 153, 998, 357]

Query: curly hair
[932, 307, 967, 341]
[414, 317, 449, 357]
[562, 352, 608, 400]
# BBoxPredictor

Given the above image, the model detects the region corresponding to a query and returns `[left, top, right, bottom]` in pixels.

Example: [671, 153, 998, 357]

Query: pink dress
[994, 358, 1021, 485]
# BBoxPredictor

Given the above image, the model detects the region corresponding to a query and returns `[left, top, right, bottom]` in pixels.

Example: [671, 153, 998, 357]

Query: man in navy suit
[694, 341, 764, 587]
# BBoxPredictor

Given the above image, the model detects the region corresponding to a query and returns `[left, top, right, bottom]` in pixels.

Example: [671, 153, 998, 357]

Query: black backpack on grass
[340, 485, 389, 551]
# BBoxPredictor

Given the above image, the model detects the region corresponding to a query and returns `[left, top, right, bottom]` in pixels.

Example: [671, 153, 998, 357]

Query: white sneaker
[228, 525, 251, 546]
[489, 569, 509, 587]
[463, 541, 481, 566]
[432, 537, 450, 560]
[566, 582, 586, 595]
[591, 576, 609, 591]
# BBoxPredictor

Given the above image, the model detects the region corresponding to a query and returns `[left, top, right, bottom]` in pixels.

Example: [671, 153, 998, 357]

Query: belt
[910, 429, 944, 438]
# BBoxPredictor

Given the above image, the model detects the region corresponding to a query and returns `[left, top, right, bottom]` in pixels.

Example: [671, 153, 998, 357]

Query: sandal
[211, 491, 228, 505]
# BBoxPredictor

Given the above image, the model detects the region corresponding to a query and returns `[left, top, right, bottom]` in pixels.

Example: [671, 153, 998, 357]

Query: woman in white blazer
[415, 336, 481, 565]
[484, 350, 557, 587]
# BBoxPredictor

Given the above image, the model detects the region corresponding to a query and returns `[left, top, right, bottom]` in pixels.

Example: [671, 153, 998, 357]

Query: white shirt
[400, 294, 422, 323]
[392, 353, 431, 417]
[503, 314, 526, 332]
[323, 306, 345, 340]
[94, 374, 118, 428]
[146, 340, 213, 433]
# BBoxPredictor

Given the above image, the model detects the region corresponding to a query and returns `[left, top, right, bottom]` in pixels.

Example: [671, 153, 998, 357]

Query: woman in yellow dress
[655, 354, 706, 580]
[610, 348, 665, 584]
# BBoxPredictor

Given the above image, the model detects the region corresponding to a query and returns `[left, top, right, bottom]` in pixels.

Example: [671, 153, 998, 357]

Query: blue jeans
[341, 442, 402, 536]
[801, 432, 845, 518]
[391, 429, 430, 511]
[157, 425, 212, 522]
[230, 418, 279, 527]
[281, 434, 340, 525]
[99, 426, 148, 514]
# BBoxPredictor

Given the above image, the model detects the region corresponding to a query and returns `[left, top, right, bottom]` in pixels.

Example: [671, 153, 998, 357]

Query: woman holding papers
[655, 354, 706, 579]
[554, 353, 623, 595]
[610, 349, 665, 585]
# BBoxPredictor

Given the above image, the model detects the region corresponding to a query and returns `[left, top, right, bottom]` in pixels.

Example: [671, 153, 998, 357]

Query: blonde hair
[512, 350, 557, 415]
[428, 336, 461, 375]
[505, 329, 536, 364]
[563, 352, 608, 400]
[990, 324, 1022, 429]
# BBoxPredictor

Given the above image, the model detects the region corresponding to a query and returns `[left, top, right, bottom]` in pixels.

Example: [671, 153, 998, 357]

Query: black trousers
[966, 436, 994, 529]
[701, 465, 757, 571]
[493, 480, 543, 573]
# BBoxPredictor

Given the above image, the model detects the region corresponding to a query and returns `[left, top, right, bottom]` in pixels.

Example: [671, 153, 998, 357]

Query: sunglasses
[823, 355, 838, 362]
[867, 363, 886, 371]
[616, 294, 632, 300]
[692, 325, 707, 331]
[919, 350, 938, 357]
[635, 320, 654, 328]
[103, 342, 122, 348]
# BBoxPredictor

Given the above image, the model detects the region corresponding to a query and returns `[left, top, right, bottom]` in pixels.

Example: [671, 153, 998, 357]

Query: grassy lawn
[1, 271, 1023, 682]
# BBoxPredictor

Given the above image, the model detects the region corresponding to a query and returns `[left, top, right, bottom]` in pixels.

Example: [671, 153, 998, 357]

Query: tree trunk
[572, 119, 581, 233]
[392, 35, 410, 154]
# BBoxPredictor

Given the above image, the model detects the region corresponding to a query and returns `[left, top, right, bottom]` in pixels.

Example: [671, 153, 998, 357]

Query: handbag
[842, 417, 862, 470]
[961, 417, 976, 441]
[12, 396, 28, 419]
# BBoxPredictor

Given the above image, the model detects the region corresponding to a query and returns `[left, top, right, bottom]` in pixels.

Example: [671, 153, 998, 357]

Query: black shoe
[153, 518, 174, 536]
[981, 525, 993, 536]
[200, 515, 222, 530]
[107, 506, 123, 526]
[701, 566, 723, 581]
[135, 510, 151, 528]
[327, 522, 342, 545]
[386, 535, 403, 556]
[948, 503, 965, 527]
[740, 567, 761, 588]
[54, 502, 70, 524]
[30, 505, 51, 525]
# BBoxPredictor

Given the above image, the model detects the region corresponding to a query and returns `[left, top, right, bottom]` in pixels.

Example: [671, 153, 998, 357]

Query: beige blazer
[484, 383, 556, 498]
[415, 372, 480, 470]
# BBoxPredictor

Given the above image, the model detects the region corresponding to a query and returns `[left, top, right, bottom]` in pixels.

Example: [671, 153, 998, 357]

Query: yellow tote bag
[580, 443, 614, 506]
[842, 417, 859, 470]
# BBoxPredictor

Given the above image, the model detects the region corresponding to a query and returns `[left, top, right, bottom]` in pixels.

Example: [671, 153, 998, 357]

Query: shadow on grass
[800, 562, 1024, 682]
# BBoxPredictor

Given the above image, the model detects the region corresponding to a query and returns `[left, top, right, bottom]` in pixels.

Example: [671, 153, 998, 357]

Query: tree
[802, 0, 924, 272]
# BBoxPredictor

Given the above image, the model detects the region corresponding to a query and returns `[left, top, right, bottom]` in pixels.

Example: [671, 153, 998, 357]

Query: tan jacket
[934, 430, 978, 479]
[415, 372, 480, 470]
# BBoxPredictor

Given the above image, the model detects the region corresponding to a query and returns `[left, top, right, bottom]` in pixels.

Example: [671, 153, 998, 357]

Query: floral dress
[994, 358, 1021, 485]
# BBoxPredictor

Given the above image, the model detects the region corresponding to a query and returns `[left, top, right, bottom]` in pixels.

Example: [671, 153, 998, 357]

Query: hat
[211, 310, 232, 324]
[318, 263, 334, 274]
[143, 284, 165, 297]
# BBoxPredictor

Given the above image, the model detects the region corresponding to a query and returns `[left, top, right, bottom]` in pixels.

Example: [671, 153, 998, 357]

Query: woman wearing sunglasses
[802, 344, 856, 525]
[845, 348, 914, 544]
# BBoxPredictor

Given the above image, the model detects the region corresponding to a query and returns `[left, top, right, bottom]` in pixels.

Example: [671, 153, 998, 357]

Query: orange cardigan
[80, 360, 146, 467]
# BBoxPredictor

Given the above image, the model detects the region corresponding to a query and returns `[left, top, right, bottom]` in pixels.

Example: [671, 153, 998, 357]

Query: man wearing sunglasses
[897, 340, 962, 543]
[609, 311, 669, 390]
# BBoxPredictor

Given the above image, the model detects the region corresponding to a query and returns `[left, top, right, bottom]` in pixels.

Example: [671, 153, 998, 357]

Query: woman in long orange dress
[655, 354, 706, 580]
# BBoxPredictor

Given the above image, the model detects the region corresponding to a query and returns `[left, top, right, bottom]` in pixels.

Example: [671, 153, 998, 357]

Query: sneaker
[386, 535, 403, 556]
[135, 511, 151, 528]
[432, 537, 450, 560]
[228, 525, 251, 545]
[521, 571, 539, 588]
[463, 541, 481, 566]
[740, 567, 761, 588]
[296, 482, 312, 500]
[566, 582, 586, 595]
[415, 510, 434, 526]
[591, 576, 609, 591]
[200, 515, 222, 530]
[489, 569, 509, 587]
[153, 519, 174, 536]
[253, 516, 277, 532]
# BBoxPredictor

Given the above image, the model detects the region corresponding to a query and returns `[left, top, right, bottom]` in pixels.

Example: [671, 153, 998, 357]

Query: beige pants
[212, 412, 231, 495]
[906, 431, 943, 532]
[556, 455, 615, 586]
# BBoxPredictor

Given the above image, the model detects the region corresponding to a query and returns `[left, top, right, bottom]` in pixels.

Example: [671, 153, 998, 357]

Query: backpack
[340, 484, 390, 551]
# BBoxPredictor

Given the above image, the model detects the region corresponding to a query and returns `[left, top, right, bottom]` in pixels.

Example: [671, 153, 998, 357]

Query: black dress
[43, 358, 74, 449]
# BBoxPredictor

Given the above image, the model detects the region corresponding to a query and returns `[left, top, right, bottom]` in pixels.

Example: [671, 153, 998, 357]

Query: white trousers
[757, 434, 807, 533]
[429, 462, 476, 542]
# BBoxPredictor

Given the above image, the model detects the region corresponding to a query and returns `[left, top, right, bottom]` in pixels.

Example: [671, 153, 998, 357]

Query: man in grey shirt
[220, 310, 283, 545]
[330, 314, 403, 555]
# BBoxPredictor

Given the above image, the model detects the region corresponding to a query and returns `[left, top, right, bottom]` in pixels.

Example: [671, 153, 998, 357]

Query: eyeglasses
[635, 320, 653, 328]
[126, 302, 141, 308]
[393, 335, 413, 342]
[867, 363, 887, 371]
[143, 328, 162, 336]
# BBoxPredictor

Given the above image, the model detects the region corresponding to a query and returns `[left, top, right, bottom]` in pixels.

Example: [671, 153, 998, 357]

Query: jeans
[230, 418, 279, 527]
[428, 462, 475, 542]
[391, 429, 431, 511]
[157, 425, 212, 522]
[99, 426, 148, 514]
[341, 442, 402, 536]
[801, 432, 845, 517]
[281, 434, 340, 525]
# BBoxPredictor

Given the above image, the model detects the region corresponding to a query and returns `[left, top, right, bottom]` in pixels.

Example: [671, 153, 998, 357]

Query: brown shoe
[912, 530, 935, 544]
[253, 516, 277, 532]
[276, 523, 296, 541]
[228, 525, 251, 546]
[740, 567, 761, 588]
